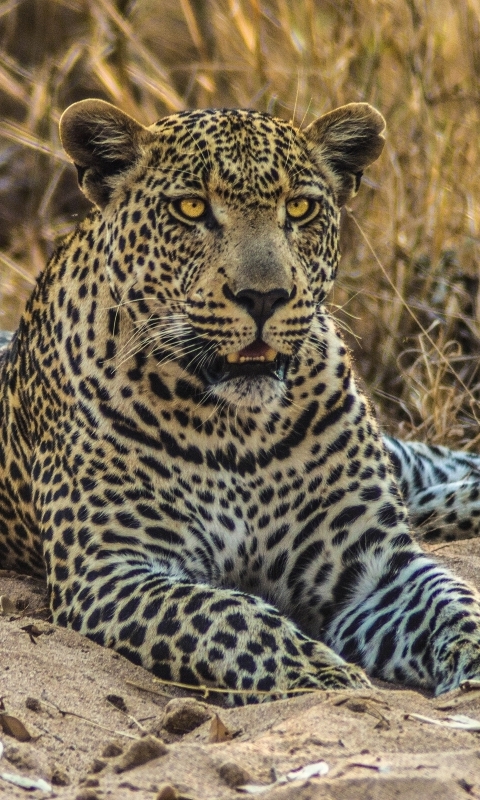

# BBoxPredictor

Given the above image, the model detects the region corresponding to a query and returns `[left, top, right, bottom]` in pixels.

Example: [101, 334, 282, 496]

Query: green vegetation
[1, 0, 479, 446]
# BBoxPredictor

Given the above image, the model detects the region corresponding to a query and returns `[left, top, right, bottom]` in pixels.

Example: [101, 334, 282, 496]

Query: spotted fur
[1, 100, 480, 702]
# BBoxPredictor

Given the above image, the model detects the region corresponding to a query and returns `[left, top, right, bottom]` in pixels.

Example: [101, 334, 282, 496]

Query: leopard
[1, 98, 480, 704]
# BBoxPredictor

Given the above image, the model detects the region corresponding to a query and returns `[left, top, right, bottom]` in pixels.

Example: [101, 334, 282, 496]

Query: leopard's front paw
[315, 662, 372, 690]
[295, 640, 371, 691]
[435, 650, 480, 696]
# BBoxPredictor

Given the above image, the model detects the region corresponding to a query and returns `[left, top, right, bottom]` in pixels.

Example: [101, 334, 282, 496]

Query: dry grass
[1, 0, 480, 446]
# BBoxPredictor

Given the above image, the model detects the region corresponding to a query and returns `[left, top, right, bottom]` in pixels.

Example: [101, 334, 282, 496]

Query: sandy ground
[2, 541, 480, 799]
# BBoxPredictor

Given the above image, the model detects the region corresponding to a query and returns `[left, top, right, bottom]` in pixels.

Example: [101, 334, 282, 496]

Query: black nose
[226, 287, 290, 329]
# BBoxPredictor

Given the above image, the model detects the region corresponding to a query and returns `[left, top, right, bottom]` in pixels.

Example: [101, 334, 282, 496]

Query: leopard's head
[60, 99, 384, 408]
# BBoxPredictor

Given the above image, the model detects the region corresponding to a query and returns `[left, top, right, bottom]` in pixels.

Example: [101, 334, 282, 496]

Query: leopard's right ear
[303, 103, 386, 206]
[60, 99, 155, 208]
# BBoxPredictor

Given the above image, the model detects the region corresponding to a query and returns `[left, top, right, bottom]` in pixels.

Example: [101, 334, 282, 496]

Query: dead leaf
[286, 761, 329, 780]
[406, 713, 480, 731]
[238, 760, 329, 794]
[0, 596, 16, 616]
[0, 714, 32, 741]
[444, 714, 480, 730]
[0, 771, 51, 793]
[237, 784, 276, 796]
[209, 713, 233, 743]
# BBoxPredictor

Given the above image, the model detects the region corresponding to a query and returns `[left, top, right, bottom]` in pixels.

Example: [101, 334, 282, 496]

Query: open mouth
[202, 340, 289, 385]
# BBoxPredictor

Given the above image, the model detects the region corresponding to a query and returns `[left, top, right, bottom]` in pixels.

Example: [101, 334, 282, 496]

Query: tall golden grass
[1, 0, 479, 447]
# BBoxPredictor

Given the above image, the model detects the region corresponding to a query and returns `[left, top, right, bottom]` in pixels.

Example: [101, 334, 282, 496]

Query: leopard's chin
[201, 350, 289, 408]
[207, 373, 287, 409]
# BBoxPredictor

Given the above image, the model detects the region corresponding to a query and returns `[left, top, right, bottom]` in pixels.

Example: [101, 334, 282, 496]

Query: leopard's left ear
[60, 99, 155, 208]
[303, 103, 386, 206]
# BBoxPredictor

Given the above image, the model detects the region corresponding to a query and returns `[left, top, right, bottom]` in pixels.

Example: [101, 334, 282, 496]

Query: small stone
[89, 760, 106, 774]
[51, 766, 70, 786]
[25, 697, 41, 712]
[155, 784, 179, 800]
[75, 791, 99, 800]
[0, 595, 16, 615]
[145, 718, 167, 739]
[79, 775, 99, 786]
[4, 742, 38, 770]
[162, 698, 213, 734]
[113, 735, 168, 773]
[101, 741, 123, 758]
[218, 760, 252, 788]
[106, 693, 128, 712]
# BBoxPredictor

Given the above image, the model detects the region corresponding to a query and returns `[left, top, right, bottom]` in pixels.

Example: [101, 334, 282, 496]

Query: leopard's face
[60, 101, 385, 408]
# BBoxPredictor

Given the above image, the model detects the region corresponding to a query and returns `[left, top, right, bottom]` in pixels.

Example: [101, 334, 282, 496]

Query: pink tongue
[238, 340, 270, 358]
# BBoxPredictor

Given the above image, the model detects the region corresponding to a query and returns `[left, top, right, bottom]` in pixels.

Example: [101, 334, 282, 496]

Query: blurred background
[1, 0, 479, 447]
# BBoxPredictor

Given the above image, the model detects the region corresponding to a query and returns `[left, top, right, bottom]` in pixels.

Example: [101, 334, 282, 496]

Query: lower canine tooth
[226, 353, 240, 363]
[265, 348, 277, 361]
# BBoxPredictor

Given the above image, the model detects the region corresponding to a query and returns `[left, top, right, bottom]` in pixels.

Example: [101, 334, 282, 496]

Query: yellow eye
[178, 198, 207, 219]
[286, 198, 315, 221]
